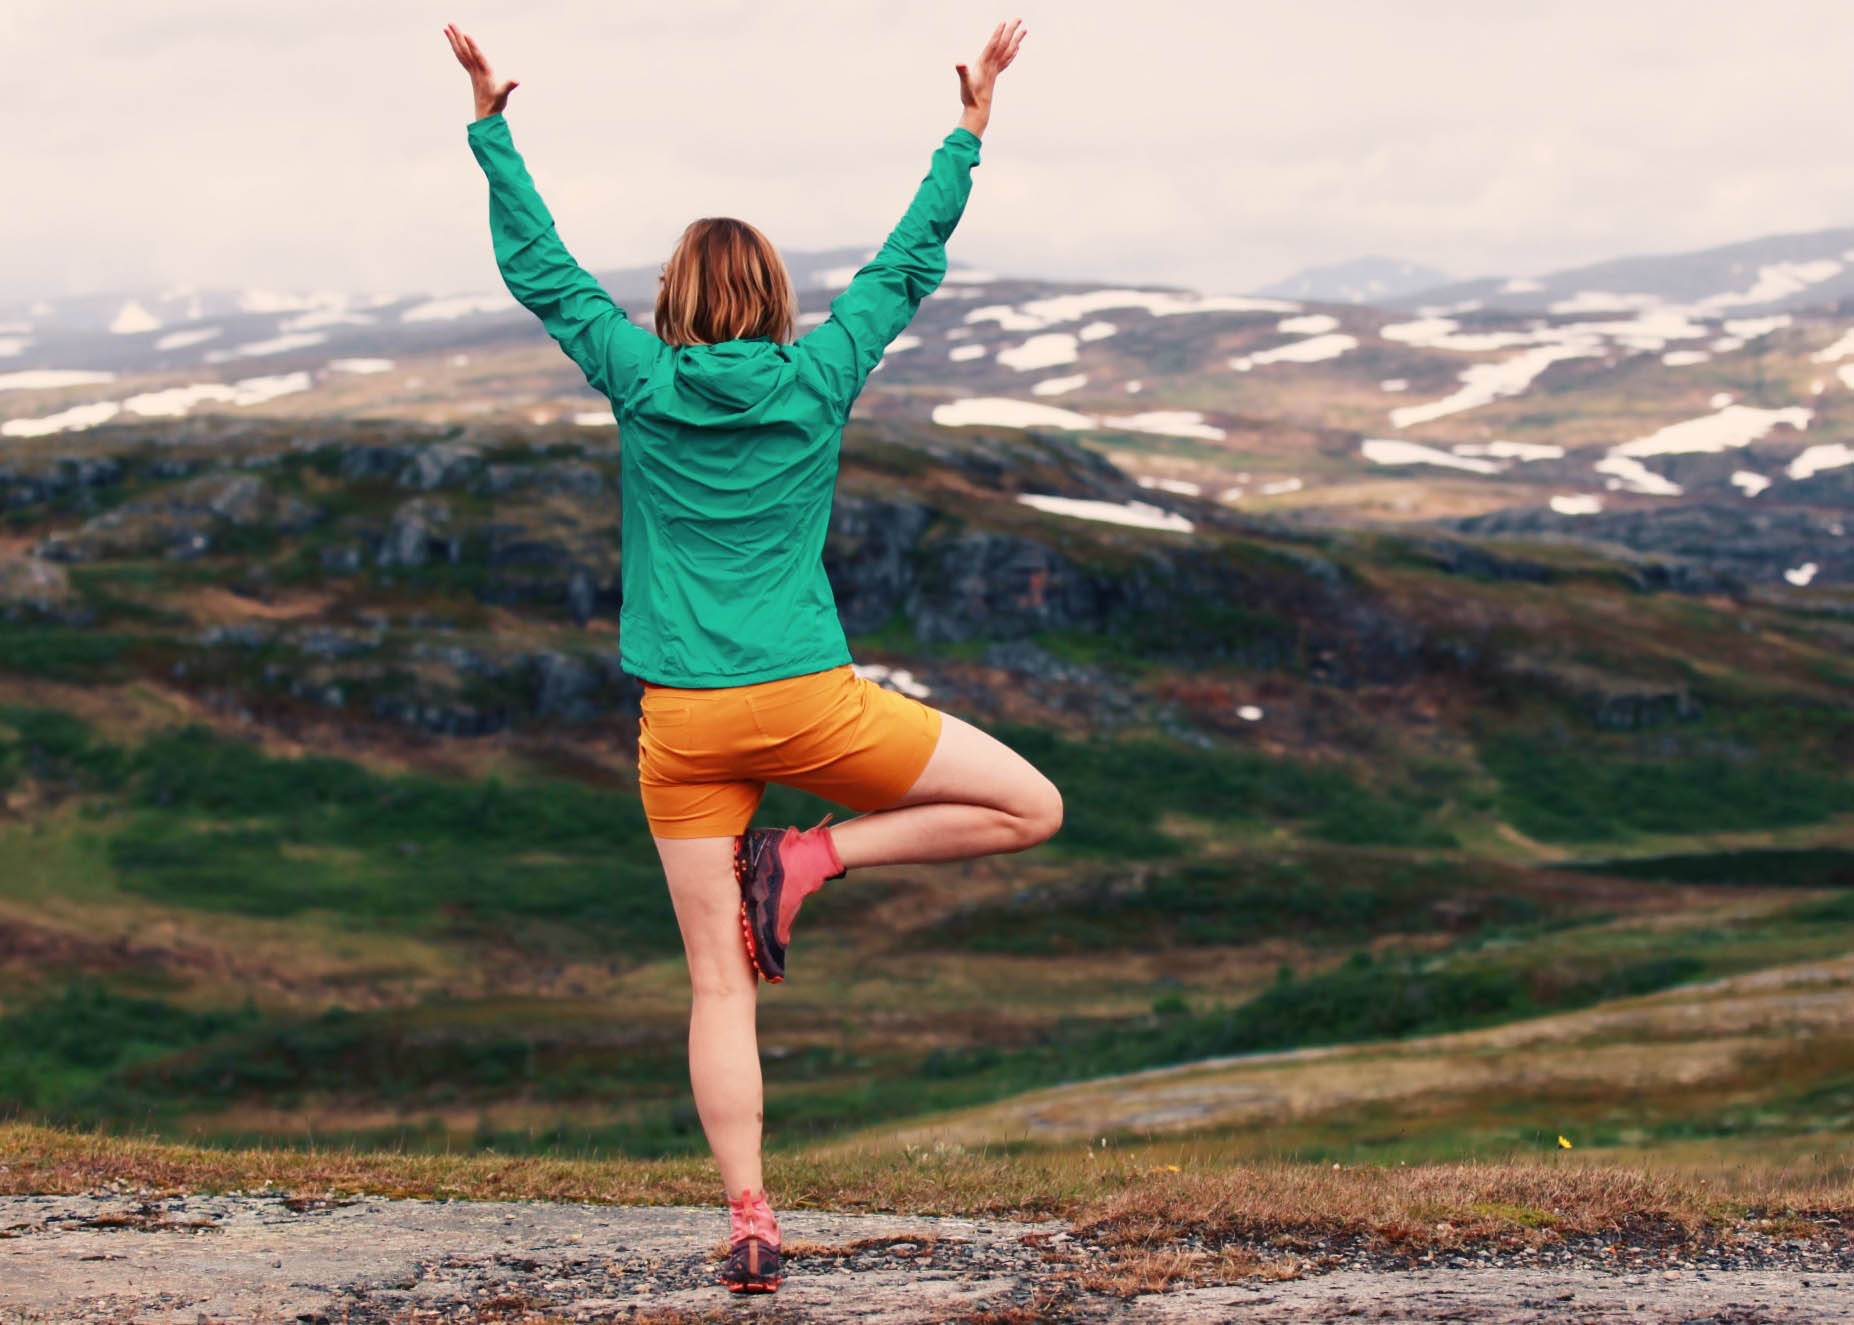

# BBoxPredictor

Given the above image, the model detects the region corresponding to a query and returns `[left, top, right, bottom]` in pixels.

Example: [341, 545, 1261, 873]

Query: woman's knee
[1013, 774, 1063, 848]
[688, 954, 757, 1003]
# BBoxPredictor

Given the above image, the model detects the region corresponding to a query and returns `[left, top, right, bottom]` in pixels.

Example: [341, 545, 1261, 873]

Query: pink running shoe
[719, 1188, 783, 1293]
[734, 817, 844, 983]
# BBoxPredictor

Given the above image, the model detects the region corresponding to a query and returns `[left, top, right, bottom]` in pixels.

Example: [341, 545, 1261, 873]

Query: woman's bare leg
[653, 834, 764, 1200]
[827, 711, 1062, 869]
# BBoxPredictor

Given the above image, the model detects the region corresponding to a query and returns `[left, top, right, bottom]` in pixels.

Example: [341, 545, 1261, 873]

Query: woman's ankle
[726, 1187, 781, 1247]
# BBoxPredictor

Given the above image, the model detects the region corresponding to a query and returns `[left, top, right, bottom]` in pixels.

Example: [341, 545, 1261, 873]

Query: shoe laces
[727, 1188, 779, 1248]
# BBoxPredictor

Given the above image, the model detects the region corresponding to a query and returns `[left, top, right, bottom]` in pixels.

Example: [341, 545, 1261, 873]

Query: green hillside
[0, 412, 1849, 1166]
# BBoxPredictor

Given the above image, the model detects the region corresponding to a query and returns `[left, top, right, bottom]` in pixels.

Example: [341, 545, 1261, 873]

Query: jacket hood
[664, 339, 799, 424]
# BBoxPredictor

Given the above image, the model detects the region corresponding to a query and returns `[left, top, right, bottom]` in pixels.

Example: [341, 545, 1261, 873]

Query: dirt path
[3, 1193, 1851, 1323]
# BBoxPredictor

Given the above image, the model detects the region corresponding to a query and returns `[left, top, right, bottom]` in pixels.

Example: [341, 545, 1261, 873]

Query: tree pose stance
[446, 20, 1050, 1295]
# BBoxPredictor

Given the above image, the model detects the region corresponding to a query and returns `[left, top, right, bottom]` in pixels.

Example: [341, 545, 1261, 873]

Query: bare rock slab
[1133, 1265, 1854, 1324]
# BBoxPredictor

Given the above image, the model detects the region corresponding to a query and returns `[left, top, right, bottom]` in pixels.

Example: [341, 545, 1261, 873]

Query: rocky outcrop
[0, 458, 123, 512]
[1449, 502, 1834, 590]
[375, 498, 460, 570]
[1498, 657, 1703, 731]
[0, 556, 75, 620]
[38, 473, 274, 563]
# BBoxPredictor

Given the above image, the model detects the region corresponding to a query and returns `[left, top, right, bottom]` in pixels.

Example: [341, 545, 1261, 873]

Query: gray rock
[337, 445, 411, 482]
[479, 461, 609, 500]
[274, 495, 324, 533]
[526, 651, 604, 722]
[319, 544, 363, 573]
[371, 695, 507, 737]
[197, 623, 275, 649]
[291, 627, 383, 661]
[400, 442, 484, 493]
[380, 498, 457, 569]
[905, 529, 1112, 643]
[825, 495, 934, 634]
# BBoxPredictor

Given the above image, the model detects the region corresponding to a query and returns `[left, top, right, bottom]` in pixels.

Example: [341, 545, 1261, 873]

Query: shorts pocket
[641, 701, 693, 727]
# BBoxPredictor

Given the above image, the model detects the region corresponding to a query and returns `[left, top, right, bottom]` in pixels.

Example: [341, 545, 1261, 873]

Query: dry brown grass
[1077, 1245, 1305, 1297]
[6, 1123, 1851, 1260]
[705, 1232, 942, 1262]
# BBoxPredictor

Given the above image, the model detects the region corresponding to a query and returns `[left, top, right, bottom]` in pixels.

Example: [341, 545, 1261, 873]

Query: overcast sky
[15, 0, 1854, 302]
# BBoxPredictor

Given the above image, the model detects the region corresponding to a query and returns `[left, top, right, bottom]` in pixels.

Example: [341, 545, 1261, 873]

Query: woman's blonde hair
[654, 217, 797, 348]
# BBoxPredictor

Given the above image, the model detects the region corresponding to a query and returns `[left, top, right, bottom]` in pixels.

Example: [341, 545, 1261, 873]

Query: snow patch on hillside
[1138, 476, 1203, 496]
[1390, 343, 1595, 428]
[155, 327, 222, 351]
[328, 358, 395, 375]
[1360, 439, 1501, 473]
[968, 289, 1296, 335]
[1699, 260, 1842, 310]
[853, 662, 933, 698]
[1, 371, 311, 436]
[1229, 333, 1357, 371]
[400, 294, 515, 323]
[1016, 493, 1194, 533]
[1, 401, 122, 436]
[1278, 314, 1339, 335]
[1596, 455, 1684, 495]
[1788, 443, 1854, 480]
[1813, 329, 1854, 362]
[932, 398, 1095, 430]
[1548, 292, 1660, 315]
[948, 344, 988, 362]
[1078, 321, 1117, 342]
[1663, 350, 1711, 366]
[997, 334, 1079, 371]
[1612, 404, 1811, 457]
[1101, 411, 1225, 441]
[1454, 441, 1564, 460]
[1031, 374, 1087, 397]
[1721, 314, 1791, 340]
[282, 309, 377, 333]
[1731, 470, 1772, 497]
[0, 370, 116, 392]
[206, 332, 328, 362]
[1785, 562, 1820, 586]
[932, 398, 1223, 441]
[1550, 494, 1603, 515]
[109, 301, 161, 335]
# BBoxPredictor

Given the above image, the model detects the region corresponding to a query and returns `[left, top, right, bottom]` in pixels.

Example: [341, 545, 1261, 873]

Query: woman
[446, 19, 1056, 1296]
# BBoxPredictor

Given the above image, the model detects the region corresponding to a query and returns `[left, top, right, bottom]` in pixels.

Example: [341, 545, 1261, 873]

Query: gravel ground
[2, 1192, 1851, 1324]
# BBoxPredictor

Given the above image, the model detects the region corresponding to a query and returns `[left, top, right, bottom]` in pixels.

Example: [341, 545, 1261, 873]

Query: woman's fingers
[445, 24, 483, 75]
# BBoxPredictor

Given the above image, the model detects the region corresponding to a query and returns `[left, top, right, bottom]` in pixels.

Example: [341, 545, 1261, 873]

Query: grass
[3, 1121, 1850, 1258]
[1480, 731, 1852, 843]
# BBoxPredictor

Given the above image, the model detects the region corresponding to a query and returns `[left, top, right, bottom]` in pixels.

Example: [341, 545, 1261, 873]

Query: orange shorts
[636, 664, 944, 838]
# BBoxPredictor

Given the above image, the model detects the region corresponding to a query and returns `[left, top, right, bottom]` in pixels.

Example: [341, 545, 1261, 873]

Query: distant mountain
[1400, 228, 1854, 315]
[0, 248, 880, 347]
[1260, 257, 1450, 305]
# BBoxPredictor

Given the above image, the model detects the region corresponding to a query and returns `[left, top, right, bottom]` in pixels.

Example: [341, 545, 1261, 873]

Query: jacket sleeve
[466, 113, 658, 400]
[797, 127, 982, 415]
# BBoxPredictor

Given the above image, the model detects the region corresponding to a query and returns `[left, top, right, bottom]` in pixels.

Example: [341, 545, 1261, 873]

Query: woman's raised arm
[796, 20, 1028, 414]
[957, 19, 1027, 141]
[445, 24, 657, 402]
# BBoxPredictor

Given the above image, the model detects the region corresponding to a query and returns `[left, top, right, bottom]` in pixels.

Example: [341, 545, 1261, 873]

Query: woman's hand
[957, 19, 1027, 140]
[445, 22, 519, 121]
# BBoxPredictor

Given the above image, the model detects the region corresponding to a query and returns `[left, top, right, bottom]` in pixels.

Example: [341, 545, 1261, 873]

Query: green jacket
[467, 113, 981, 687]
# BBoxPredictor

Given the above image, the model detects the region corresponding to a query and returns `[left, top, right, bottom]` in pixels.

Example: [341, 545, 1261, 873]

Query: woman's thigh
[890, 710, 1062, 822]
[653, 835, 756, 997]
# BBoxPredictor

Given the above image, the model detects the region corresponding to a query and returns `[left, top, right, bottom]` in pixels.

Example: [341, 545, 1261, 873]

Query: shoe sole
[722, 1276, 784, 1293]
[738, 897, 783, 984]
[735, 831, 787, 983]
